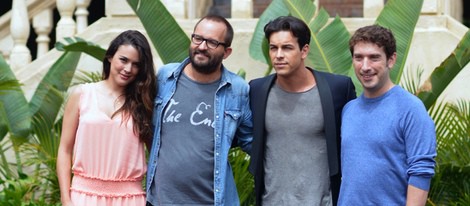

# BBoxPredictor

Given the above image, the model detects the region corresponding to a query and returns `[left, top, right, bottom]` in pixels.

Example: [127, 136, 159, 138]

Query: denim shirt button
[216, 170, 219, 174]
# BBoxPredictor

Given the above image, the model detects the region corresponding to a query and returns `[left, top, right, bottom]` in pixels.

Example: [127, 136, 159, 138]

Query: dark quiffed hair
[102, 30, 156, 145]
[264, 16, 311, 49]
[194, 14, 234, 47]
[349, 25, 396, 60]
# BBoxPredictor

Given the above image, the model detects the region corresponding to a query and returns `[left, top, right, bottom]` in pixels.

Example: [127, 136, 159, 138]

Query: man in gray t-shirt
[146, 15, 253, 206]
[248, 16, 356, 206]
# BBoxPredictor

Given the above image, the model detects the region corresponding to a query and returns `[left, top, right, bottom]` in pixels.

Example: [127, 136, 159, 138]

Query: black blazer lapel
[313, 70, 339, 176]
[249, 74, 276, 175]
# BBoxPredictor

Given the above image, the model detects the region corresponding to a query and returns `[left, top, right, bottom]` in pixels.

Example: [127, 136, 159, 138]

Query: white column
[75, 0, 91, 33]
[105, 0, 134, 17]
[363, 0, 384, 18]
[33, 9, 53, 57]
[188, 0, 196, 20]
[10, 0, 31, 71]
[232, 0, 253, 18]
[161, 0, 186, 19]
[422, 0, 442, 15]
[56, 0, 77, 41]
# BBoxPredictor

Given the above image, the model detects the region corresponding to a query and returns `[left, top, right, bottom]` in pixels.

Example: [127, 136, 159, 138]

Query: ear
[301, 44, 310, 60]
[223, 47, 232, 59]
[387, 52, 397, 69]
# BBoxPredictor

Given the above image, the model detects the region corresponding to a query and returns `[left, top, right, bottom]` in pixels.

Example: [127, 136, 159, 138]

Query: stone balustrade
[2, 0, 91, 71]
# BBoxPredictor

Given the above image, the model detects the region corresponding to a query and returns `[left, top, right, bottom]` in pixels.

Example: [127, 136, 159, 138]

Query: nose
[275, 49, 284, 59]
[360, 58, 371, 72]
[123, 63, 132, 73]
[197, 40, 208, 50]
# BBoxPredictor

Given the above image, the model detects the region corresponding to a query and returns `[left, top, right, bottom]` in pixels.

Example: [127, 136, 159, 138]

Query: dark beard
[189, 48, 223, 74]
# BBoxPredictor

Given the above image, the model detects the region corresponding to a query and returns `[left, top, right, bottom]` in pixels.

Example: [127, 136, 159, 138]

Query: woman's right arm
[56, 87, 81, 206]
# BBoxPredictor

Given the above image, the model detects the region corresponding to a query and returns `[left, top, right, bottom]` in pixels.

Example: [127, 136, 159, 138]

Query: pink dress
[70, 83, 147, 206]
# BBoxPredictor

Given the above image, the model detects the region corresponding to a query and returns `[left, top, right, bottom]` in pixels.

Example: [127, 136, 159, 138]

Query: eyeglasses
[191, 34, 227, 49]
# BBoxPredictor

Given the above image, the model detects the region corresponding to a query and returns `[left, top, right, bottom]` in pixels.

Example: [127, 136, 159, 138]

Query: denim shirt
[146, 58, 253, 206]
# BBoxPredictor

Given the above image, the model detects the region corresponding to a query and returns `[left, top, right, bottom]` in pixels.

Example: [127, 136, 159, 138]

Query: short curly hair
[349, 25, 396, 60]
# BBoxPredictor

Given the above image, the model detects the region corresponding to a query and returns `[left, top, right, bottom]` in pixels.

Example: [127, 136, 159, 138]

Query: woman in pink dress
[57, 30, 156, 206]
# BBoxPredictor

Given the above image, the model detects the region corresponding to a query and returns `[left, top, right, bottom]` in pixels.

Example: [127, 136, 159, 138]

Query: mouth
[194, 50, 209, 57]
[361, 73, 375, 80]
[273, 62, 287, 67]
[120, 73, 131, 80]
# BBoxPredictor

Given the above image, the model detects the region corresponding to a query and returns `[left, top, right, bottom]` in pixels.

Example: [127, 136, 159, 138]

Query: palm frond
[127, 0, 189, 64]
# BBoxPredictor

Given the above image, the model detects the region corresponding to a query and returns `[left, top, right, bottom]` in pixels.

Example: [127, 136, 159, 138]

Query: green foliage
[127, 0, 189, 64]
[229, 148, 255, 205]
[426, 101, 470, 205]
[0, 55, 31, 142]
[286, 0, 351, 76]
[375, 0, 423, 83]
[72, 70, 103, 86]
[0, 38, 103, 204]
[250, 0, 424, 95]
[249, 0, 290, 68]
[55, 36, 106, 60]
[417, 30, 470, 109]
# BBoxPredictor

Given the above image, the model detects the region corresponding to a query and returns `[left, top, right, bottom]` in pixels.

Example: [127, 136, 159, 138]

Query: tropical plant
[428, 100, 470, 205]
[0, 40, 101, 203]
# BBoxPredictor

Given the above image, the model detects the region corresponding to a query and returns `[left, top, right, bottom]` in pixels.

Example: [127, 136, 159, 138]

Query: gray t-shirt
[149, 72, 219, 206]
[262, 84, 332, 206]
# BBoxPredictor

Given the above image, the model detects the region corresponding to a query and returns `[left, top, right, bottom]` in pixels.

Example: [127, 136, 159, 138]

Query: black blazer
[248, 68, 356, 206]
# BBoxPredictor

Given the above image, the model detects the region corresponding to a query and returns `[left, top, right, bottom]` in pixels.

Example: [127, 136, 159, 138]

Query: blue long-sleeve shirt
[339, 85, 436, 205]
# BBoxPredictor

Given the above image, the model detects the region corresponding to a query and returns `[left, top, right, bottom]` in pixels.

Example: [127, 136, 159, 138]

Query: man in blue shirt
[339, 25, 437, 206]
[146, 15, 253, 206]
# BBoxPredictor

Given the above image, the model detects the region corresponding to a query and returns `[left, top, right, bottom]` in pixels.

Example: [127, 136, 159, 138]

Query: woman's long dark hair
[102, 30, 156, 145]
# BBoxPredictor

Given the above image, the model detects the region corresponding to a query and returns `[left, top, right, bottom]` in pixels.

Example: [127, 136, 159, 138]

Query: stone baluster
[33, 9, 53, 58]
[10, 0, 31, 71]
[75, 0, 91, 33]
[56, 0, 77, 41]
[188, 0, 196, 20]
[232, 0, 253, 18]
[363, 0, 384, 18]
[162, 0, 186, 19]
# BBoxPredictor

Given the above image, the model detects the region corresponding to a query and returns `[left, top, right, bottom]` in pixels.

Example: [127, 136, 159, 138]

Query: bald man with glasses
[146, 15, 253, 206]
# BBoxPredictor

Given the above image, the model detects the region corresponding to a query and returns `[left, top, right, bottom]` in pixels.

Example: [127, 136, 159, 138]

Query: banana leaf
[417, 29, 470, 109]
[55, 37, 106, 60]
[0, 55, 30, 142]
[249, 0, 290, 66]
[28, 51, 81, 135]
[375, 0, 424, 84]
[127, 0, 189, 64]
[284, 0, 352, 75]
